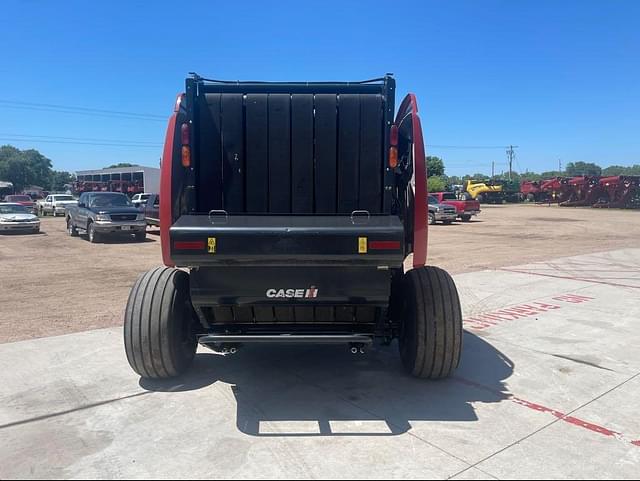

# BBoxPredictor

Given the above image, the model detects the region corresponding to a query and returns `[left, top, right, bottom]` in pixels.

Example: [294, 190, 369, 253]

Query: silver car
[0, 203, 41, 233]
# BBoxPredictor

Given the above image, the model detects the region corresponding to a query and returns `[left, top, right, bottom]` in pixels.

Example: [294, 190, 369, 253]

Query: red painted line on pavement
[455, 377, 638, 448]
[464, 293, 595, 330]
[499, 268, 640, 289]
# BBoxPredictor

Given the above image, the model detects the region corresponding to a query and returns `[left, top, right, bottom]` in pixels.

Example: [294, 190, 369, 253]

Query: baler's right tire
[398, 266, 463, 379]
[124, 267, 198, 379]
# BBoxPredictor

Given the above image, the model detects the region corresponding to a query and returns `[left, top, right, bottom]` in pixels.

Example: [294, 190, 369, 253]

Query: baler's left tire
[398, 266, 463, 379]
[124, 267, 198, 379]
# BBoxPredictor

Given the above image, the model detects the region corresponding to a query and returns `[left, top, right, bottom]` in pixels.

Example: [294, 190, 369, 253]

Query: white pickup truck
[38, 194, 78, 217]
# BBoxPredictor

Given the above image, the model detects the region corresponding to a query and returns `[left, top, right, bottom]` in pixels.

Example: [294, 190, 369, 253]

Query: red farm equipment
[559, 176, 603, 207]
[592, 176, 640, 209]
[122, 74, 464, 381]
[521, 177, 572, 203]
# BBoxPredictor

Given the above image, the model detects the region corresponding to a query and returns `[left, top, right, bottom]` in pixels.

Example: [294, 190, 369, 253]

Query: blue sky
[1, 0, 638, 176]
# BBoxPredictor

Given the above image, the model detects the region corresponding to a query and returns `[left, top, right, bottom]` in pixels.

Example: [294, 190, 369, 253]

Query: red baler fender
[396, 94, 428, 269]
[160, 94, 184, 267]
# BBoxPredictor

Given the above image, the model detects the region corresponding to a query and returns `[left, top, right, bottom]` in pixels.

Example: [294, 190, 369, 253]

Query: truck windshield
[7, 195, 32, 202]
[428, 196, 439, 204]
[442, 193, 457, 200]
[89, 194, 132, 208]
[0, 204, 30, 214]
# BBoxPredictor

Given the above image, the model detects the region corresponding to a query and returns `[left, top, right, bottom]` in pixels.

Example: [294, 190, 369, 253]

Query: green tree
[106, 162, 138, 169]
[427, 175, 447, 193]
[565, 161, 601, 176]
[0, 145, 54, 191]
[49, 171, 76, 192]
[426, 156, 445, 177]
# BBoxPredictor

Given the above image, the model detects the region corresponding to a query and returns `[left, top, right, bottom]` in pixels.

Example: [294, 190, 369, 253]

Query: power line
[0, 133, 162, 146]
[429, 145, 514, 149]
[0, 137, 161, 148]
[0, 100, 166, 122]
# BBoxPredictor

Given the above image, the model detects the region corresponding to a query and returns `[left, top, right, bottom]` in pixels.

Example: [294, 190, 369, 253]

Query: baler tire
[398, 266, 463, 379]
[124, 267, 198, 379]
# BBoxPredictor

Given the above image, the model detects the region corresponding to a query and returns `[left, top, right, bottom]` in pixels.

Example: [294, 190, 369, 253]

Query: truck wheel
[398, 266, 463, 379]
[87, 222, 100, 243]
[428, 213, 436, 225]
[460, 215, 472, 222]
[124, 267, 198, 379]
[443, 220, 453, 225]
[135, 231, 146, 242]
[67, 217, 78, 236]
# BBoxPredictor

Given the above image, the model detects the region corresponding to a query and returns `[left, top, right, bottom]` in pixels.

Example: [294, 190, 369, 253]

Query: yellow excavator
[464, 180, 505, 204]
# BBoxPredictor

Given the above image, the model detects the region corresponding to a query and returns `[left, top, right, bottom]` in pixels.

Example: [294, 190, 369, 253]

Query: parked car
[4, 195, 37, 214]
[0, 203, 40, 234]
[66, 192, 146, 243]
[38, 194, 78, 217]
[431, 192, 481, 222]
[143, 194, 160, 227]
[428, 195, 457, 225]
[131, 193, 153, 207]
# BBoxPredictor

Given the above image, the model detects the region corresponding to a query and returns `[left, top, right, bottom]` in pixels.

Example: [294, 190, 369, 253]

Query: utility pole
[558, 158, 562, 173]
[506, 145, 519, 180]
[491, 161, 495, 178]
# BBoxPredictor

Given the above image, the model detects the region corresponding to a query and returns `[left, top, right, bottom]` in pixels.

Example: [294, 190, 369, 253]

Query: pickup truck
[431, 192, 481, 222]
[38, 194, 78, 217]
[4, 195, 37, 214]
[142, 194, 159, 227]
[66, 192, 146, 243]
[428, 195, 458, 224]
[131, 193, 153, 207]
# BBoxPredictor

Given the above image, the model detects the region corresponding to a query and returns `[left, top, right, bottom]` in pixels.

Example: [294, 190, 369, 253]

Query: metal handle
[350, 210, 371, 225]
[208, 209, 229, 224]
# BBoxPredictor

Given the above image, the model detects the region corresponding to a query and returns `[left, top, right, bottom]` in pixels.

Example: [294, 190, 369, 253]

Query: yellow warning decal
[208, 237, 217, 254]
[358, 237, 368, 254]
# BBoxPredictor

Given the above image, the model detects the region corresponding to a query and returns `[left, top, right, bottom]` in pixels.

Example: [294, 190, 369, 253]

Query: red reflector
[390, 124, 398, 146]
[174, 240, 205, 250]
[369, 240, 401, 250]
[181, 123, 190, 145]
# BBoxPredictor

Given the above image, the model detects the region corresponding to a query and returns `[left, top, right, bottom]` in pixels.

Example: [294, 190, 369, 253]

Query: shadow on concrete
[141, 332, 513, 437]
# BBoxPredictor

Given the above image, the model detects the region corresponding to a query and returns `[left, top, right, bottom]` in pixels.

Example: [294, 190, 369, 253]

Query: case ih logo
[266, 286, 318, 299]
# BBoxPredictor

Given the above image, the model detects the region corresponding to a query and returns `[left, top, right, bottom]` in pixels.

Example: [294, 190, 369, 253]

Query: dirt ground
[1, 204, 639, 344]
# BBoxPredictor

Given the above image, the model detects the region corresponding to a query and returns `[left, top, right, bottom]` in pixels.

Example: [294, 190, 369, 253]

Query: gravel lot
[1, 204, 639, 343]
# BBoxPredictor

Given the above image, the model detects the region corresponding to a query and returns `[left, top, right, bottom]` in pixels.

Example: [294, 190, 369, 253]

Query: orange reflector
[181, 145, 191, 167]
[389, 146, 398, 169]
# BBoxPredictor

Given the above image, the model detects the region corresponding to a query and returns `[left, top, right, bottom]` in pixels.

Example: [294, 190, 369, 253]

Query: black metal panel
[254, 306, 274, 323]
[268, 94, 291, 213]
[274, 307, 294, 323]
[189, 266, 394, 308]
[198, 94, 224, 211]
[232, 307, 253, 323]
[245, 94, 269, 213]
[199, 83, 386, 95]
[314, 94, 337, 213]
[170, 214, 405, 267]
[291, 94, 314, 213]
[294, 306, 315, 323]
[212, 306, 234, 323]
[221, 94, 244, 212]
[359, 94, 384, 212]
[337, 94, 360, 213]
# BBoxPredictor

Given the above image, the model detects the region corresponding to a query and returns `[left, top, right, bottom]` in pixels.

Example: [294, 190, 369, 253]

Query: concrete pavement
[1, 248, 639, 479]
